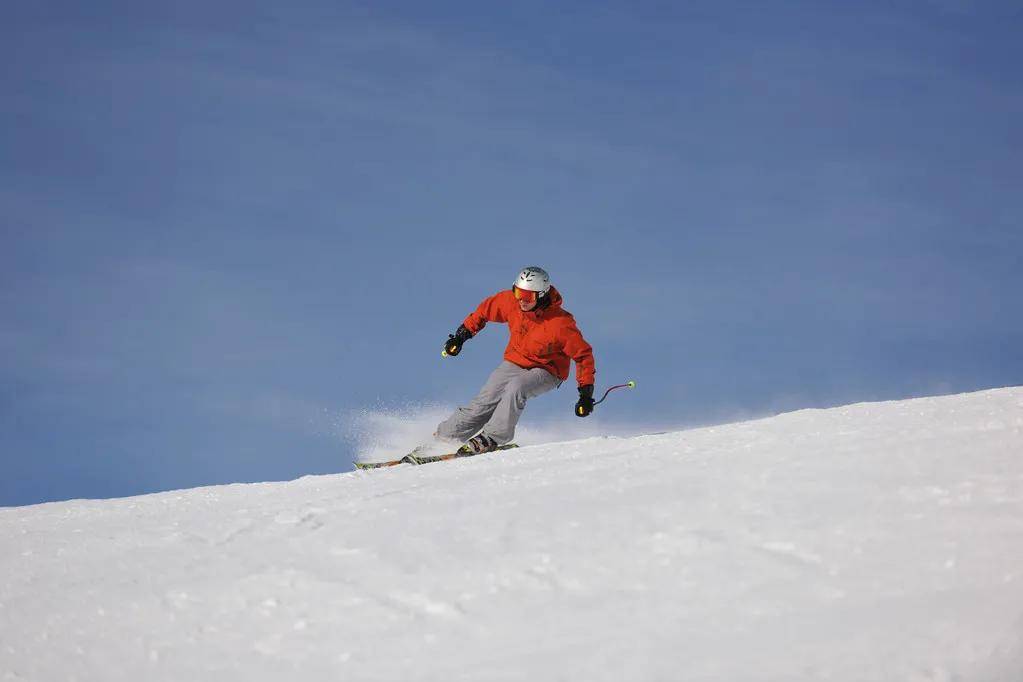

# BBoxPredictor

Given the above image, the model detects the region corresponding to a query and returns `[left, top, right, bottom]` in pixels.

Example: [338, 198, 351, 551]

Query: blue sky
[2, 1, 1021, 507]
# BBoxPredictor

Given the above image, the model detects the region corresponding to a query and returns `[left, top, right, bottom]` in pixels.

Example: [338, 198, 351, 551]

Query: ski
[354, 444, 519, 470]
[414, 443, 518, 465]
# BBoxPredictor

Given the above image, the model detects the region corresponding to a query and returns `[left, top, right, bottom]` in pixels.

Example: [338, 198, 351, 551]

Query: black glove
[575, 384, 595, 417]
[443, 325, 473, 356]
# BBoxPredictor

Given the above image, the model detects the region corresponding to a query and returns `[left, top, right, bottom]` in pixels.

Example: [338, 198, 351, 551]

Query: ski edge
[354, 443, 518, 470]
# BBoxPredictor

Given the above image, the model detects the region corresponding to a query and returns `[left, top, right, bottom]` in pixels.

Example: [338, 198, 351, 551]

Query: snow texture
[2, 387, 1022, 681]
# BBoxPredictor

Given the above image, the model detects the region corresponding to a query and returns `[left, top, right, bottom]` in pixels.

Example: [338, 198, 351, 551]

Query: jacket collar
[525, 286, 563, 319]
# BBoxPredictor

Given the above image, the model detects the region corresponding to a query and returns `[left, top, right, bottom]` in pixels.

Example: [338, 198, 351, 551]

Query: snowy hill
[2, 387, 1023, 681]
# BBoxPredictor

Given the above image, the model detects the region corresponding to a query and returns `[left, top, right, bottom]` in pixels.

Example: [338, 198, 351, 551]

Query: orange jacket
[463, 286, 595, 387]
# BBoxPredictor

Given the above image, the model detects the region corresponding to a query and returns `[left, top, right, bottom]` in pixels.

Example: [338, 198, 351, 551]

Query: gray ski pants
[435, 361, 561, 445]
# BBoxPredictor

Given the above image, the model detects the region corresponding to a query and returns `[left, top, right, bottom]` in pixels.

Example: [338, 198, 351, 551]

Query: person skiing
[435, 266, 596, 454]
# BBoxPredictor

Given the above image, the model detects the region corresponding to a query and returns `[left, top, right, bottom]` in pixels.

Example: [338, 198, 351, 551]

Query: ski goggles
[513, 286, 540, 303]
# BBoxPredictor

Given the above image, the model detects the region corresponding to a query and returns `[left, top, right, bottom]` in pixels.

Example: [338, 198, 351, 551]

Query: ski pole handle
[593, 380, 636, 406]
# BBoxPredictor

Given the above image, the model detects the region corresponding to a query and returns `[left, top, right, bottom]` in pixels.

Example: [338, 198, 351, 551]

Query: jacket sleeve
[462, 291, 512, 335]
[561, 319, 596, 387]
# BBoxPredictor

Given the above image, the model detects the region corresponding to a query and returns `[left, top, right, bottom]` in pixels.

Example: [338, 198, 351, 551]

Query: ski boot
[458, 433, 500, 455]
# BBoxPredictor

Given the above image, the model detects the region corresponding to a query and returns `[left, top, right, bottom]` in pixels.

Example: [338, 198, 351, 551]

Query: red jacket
[463, 286, 596, 387]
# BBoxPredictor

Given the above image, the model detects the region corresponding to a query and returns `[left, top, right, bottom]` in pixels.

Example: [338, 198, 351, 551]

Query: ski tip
[354, 460, 403, 470]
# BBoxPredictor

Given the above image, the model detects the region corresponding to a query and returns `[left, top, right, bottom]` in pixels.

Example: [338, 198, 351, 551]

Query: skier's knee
[507, 376, 531, 398]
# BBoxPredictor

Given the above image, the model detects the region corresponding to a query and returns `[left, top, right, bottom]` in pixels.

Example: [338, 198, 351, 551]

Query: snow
[2, 387, 1023, 681]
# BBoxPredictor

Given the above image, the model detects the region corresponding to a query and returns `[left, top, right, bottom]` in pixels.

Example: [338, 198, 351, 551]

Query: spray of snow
[340, 402, 453, 462]
[341, 400, 662, 463]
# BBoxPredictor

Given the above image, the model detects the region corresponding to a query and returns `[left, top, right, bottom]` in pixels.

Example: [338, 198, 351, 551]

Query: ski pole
[593, 380, 636, 406]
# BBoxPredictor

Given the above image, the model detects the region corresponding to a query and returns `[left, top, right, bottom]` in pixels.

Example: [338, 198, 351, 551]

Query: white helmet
[514, 266, 551, 296]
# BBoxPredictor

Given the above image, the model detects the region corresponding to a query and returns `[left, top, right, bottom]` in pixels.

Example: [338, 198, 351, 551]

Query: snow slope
[2, 387, 1023, 681]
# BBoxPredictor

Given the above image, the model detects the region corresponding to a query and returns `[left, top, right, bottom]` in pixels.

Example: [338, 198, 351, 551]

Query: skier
[435, 266, 596, 454]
